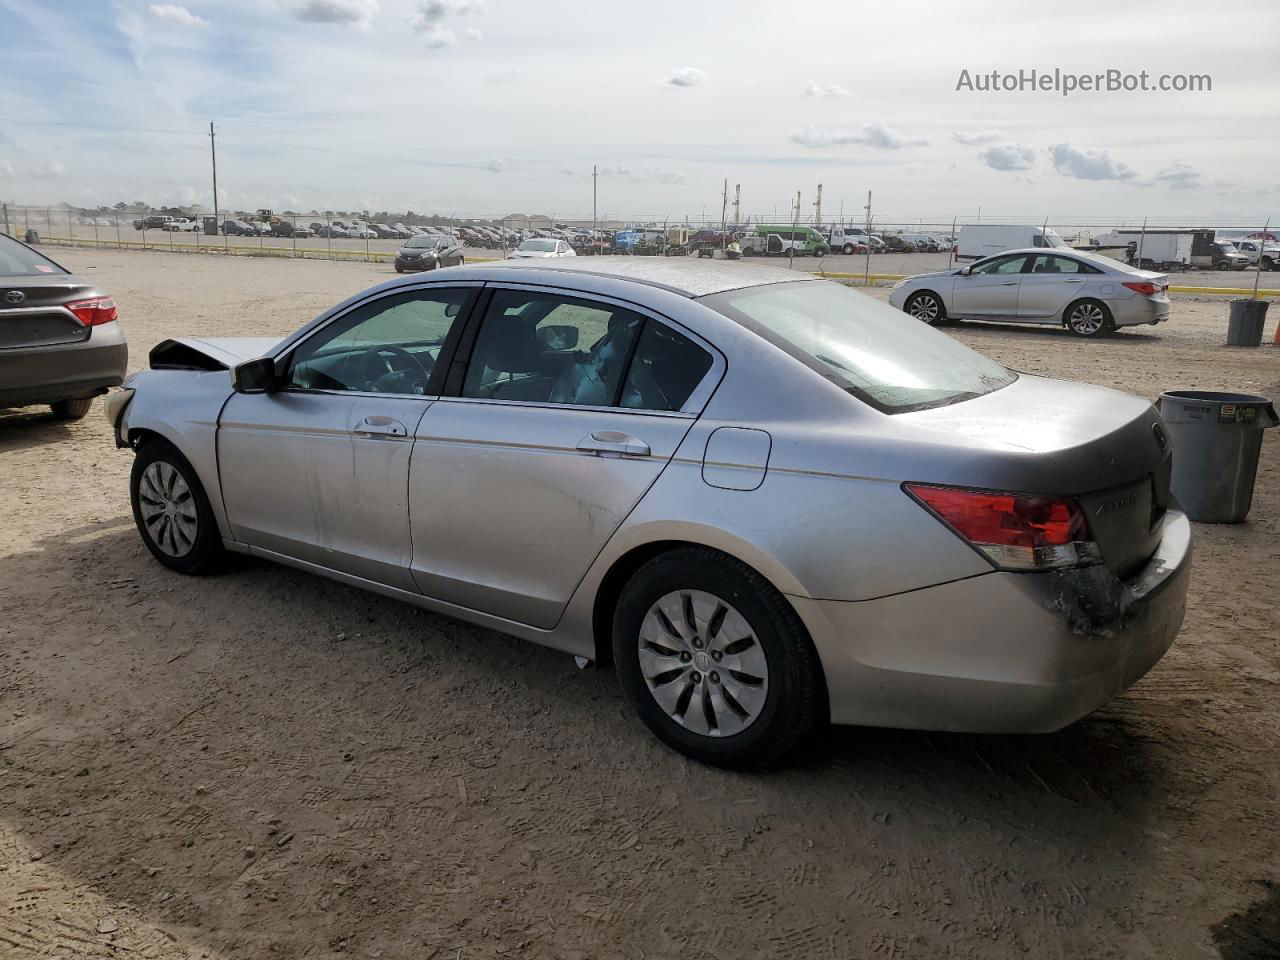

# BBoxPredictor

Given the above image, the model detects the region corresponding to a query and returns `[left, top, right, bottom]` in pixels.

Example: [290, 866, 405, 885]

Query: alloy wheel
[138, 461, 198, 557]
[908, 294, 941, 323]
[637, 590, 769, 738]
[1069, 303, 1105, 335]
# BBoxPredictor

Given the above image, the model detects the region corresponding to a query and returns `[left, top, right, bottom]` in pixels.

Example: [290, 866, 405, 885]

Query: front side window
[288, 288, 473, 394]
[701, 280, 1016, 414]
[971, 254, 1028, 275]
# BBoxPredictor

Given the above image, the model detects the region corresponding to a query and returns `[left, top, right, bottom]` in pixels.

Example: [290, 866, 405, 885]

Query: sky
[0, 0, 1277, 225]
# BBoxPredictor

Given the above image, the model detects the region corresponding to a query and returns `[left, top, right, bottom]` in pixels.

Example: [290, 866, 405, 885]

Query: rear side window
[620, 321, 713, 412]
[0, 234, 67, 277]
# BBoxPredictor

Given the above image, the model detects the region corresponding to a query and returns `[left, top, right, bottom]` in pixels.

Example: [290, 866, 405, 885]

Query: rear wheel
[1065, 299, 1114, 337]
[612, 547, 825, 768]
[843, 243, 854, 255]
[50, 397, 93, 420]
[130, 439, 224, 575]
[905, 290, 946, 325]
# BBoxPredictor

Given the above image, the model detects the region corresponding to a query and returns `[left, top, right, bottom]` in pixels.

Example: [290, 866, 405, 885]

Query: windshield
[520, 239, 557, 252]
[405, 236, 443, 249]
[0, 234, 68, 277]
[702, 280, 1016, 413]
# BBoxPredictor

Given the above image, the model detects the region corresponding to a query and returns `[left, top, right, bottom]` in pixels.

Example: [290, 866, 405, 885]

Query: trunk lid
[901, 374, 1173, 579]
[0, 276, 99, 349]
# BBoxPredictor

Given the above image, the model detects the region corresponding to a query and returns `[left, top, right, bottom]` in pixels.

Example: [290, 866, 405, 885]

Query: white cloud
[0, 157, 15, 178]
[1048, 143, 1136, 181]
[802, 81, 851, 98]
[486, 158, 503, 173]
[660, 67, 704, 88]
[147, 4, 208, 27]
[419, 25, 456, 47]
[31, 160, 66, 180]
[651, 170, 685, 185]
[791, 123, 926, 150]
[979, 143, 1036, 171]
[293, 0, 377, 25]
[1153, 160, 1200, 190]
[952, 130, 1001, 145]
[409, 0, 483, 44]
[484, 68, 525, 84]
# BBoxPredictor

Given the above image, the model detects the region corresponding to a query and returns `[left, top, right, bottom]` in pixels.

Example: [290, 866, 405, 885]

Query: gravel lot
[2, 247, 1278, 960]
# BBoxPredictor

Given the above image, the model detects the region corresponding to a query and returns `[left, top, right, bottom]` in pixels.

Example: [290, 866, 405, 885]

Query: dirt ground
[2, 247, 1278, 960]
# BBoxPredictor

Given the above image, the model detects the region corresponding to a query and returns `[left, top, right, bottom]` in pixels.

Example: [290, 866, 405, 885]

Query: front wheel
[814, 248, 826, 259]
[50, 397, 93, 420]
[130, 440, 225, 575]
[842, 243, 854, 255]
[1065, 299, 1115, 337]
[905, 290, 947, 325]
[612, 547, 826, 768]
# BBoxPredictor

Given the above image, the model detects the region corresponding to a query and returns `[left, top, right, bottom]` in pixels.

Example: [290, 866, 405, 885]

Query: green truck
[740, 225, 831, 258]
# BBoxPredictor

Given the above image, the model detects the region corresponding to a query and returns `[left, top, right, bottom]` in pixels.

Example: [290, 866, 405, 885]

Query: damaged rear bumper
[792, 509, 1192, 732]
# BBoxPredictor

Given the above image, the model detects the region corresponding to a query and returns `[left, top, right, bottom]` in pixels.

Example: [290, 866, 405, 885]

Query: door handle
[576, 430, 650, 458]
[1064, 278, 1085, 283]
[1000, 280, 1018, 286]
[353, 415, 408, 438]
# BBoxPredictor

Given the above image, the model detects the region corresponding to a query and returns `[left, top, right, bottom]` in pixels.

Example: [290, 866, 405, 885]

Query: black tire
[843, 243, 854, 255]
[130, 439, 225, 575]
[50, 397, 93, 420]
[1064, 298, 1115, 338]
[612, 547, 826, 768]
[905, 290, 947, 325]
[394, 265, 403, 273]
[814, 247, 826, 259]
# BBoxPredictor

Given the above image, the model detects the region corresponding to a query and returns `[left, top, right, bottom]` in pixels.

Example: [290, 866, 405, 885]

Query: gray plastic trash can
[23, 228, 39, 245]
[1157, 390, 1278, 523]
[1226, 299, 1269, 346]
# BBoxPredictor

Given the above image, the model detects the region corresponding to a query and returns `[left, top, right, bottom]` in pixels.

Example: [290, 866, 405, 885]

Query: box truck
[954, 224, 1070, 261]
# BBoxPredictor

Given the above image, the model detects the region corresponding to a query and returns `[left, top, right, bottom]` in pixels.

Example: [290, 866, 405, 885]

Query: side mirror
[232, 357, 279, 394]
[536, 324, 580, 350]
[957, 265, 972, 276]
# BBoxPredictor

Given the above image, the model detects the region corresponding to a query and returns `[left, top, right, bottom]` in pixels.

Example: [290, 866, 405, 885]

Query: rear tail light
[1123, 281, 1158, 296]
[905, 483, 1101, 571]
[66, 296, 117, 326]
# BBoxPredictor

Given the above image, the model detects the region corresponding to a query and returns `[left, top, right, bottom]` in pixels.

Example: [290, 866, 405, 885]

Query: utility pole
[592, 164, 598, 255]
[863, 191, 873, 285]
[813, 182, 823, 228]
[720, 178, 729, 252]
[863, 190, 872, 234]
[732, 184, 740, 229]
[790, 190, 801, 270]
[209, 121, 220, 238]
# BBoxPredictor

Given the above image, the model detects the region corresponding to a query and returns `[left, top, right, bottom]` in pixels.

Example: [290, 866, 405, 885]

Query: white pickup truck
[1228, 238, 1280, 271]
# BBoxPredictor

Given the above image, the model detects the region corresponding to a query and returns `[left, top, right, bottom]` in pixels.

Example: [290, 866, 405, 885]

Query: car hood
[149, 336, 284, 371]
[901, 270, 955, 283]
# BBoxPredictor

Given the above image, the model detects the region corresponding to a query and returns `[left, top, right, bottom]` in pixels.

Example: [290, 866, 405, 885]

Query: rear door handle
[1000, 280, 1018, 286]
[576, 430, 650, 458]
[353, 415, 408, 438]
[1065, 278, 1086, 283]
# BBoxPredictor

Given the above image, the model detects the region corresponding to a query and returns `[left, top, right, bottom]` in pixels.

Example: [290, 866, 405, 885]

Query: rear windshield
[701, 280, 1016, 413]
[0, 234, 68, 277]
[521, 239, 557, 252]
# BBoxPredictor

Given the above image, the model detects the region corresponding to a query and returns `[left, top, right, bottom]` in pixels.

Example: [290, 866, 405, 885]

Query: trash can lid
[1159, 390, 1278, 427]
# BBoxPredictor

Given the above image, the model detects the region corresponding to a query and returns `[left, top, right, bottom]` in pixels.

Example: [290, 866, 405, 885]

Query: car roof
[465, 255, 819, 297]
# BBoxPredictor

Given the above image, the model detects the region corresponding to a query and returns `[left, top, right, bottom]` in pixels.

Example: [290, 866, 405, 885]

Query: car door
[407, 285, 721, 628]
[1016, 254, 1098, 321]
[951, 252, 1029, 319]
[217, 284, 480, 589]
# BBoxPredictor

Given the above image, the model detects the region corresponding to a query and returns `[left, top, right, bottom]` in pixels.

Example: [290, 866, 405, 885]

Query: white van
[955, 224, 1070, 261]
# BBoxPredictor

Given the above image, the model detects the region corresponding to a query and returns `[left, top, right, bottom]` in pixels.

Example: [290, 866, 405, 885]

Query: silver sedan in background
[109, 259, 1189, 767]
[889, 248, 1170, 337]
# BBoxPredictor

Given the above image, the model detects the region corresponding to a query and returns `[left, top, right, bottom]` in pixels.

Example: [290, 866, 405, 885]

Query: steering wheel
[360, 344, 432, 393]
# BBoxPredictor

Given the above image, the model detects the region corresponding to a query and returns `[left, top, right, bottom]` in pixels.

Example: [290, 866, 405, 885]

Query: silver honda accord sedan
[108, 258, 1190, 767]
[888, 248, 1170, 336]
